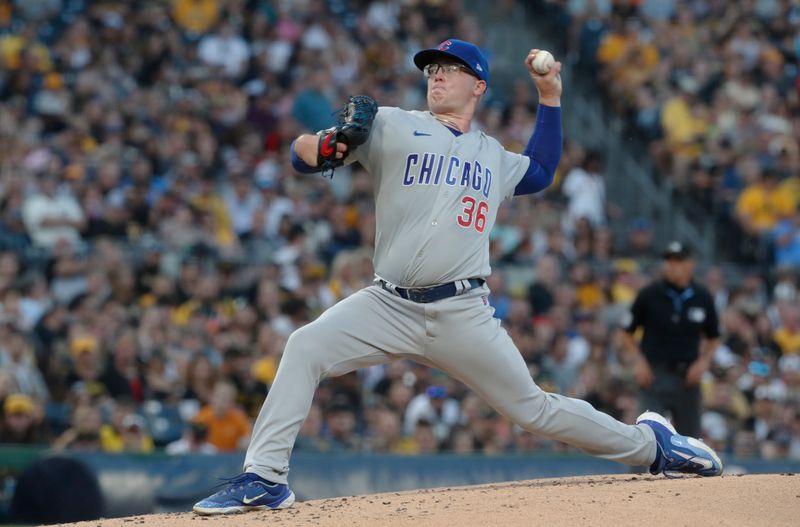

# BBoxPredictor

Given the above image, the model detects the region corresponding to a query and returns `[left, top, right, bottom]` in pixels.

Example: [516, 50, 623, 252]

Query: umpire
[620, 241, 720, 437]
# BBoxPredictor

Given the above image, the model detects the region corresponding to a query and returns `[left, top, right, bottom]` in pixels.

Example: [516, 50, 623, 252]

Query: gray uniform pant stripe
[244, 285, 656, 483]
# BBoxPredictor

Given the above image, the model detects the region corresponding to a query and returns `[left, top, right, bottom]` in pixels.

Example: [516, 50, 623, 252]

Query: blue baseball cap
[426, 385, 448, 399]
[414, 39, 489, 86]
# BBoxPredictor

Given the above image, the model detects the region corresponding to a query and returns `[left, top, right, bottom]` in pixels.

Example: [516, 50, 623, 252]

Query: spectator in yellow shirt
[100, 414, 155, 453]
[99, 399, 155, 453]
[596, 17, 634, 66]
[0, 25, 52, 71]
[660, 80, 710, 176]
[597, 18, 659, 109]
[597, 18, 659, 77]
[735, 169, 796, 235]
[172, 0, 220, 37]
[190, 174, 237, 248]
[773, 304, 800, 356]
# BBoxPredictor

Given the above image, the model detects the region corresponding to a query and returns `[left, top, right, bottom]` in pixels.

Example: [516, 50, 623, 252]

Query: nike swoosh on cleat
[242, 491, 269, 505]
[413, 131, 432, 136]
[674, 450, 713, 470]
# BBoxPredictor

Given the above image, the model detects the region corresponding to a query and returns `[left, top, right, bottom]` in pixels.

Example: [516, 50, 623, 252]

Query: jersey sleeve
[513, 105, 562, 196]
[499, 148, 531, 200]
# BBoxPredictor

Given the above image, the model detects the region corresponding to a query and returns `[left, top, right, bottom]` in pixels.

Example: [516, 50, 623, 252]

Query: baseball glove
[317, 95, 378, 178]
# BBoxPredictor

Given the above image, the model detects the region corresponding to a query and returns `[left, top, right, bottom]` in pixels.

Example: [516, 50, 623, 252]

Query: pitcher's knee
[283, 325, 328, 373]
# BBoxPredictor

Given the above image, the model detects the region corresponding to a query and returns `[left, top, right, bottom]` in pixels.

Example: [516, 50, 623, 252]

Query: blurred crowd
[0, 0, 798, 464]
[543, 0, 800, 265]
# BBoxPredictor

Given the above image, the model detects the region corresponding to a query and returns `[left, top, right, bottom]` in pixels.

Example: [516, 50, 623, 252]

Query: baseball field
[55, 474, 798, 527]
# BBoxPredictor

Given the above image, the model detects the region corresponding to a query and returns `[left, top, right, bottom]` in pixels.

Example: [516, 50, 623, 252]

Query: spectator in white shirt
[561, 150, 607, 235]
[404, 385, 460, 442]
[222, 175, 263, 240]
[22, 172, 86, 251]
[166, 421, 218, 455]
[198, 22, 251, 79]
[253, 177, 294, 241]
[0, 325, 50, 402]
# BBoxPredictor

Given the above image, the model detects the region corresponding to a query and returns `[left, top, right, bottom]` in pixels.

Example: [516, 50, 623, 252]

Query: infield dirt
[57, 473, 798, 527]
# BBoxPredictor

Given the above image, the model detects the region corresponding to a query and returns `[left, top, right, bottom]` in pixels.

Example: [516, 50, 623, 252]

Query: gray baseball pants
[244, 284, 657, 483]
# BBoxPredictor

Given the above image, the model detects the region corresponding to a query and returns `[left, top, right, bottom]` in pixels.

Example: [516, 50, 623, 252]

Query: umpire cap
[662, 241, 692, 259]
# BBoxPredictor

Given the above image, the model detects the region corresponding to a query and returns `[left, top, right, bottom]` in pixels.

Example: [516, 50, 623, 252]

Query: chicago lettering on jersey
[402, 152, 492, 198]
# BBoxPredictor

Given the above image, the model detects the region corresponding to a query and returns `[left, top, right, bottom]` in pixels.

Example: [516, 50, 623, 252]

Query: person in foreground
[193, 40, 722, 515]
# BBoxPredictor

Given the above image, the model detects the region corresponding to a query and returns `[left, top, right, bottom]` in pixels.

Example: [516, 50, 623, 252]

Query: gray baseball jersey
[242, 105, 661, 486]
[348, 107, 530, 287]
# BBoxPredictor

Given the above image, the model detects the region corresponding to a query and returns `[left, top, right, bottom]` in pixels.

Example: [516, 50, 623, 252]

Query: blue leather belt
[379, 278, 485, 303]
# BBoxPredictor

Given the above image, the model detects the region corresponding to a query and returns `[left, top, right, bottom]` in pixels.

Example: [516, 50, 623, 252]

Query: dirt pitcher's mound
[59, 473, 798, 527]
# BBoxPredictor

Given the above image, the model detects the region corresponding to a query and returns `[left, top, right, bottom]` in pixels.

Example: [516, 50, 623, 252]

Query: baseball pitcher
[194, 39, 722, 515]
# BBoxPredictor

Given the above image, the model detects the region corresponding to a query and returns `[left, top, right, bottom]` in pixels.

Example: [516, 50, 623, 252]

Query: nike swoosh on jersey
[674, 450, 713, 470]
[242, 491, 269, 504]
[413, 130, 432, 136]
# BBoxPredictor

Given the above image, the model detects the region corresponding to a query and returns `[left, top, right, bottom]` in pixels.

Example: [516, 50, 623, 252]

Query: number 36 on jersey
[457, 196, 489, 233]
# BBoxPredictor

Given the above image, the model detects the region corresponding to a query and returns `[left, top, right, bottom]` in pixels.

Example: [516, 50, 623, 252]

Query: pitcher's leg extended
[194, 287, 426, 514]
[432, 337, 657, 465]
[424, 290, 721, 476]
[245, 287, 426, 482]
[425, 293, 655, 465]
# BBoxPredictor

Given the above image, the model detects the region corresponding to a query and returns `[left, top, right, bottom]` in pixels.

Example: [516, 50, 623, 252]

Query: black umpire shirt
[623, 280, 720, 366]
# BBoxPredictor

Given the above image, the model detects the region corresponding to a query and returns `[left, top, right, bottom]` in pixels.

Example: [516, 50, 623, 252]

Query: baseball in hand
[531, 50, 555, 74]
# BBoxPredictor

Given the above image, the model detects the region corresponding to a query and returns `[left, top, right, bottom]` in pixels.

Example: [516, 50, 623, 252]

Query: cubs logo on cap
[414, 38, 490, 86]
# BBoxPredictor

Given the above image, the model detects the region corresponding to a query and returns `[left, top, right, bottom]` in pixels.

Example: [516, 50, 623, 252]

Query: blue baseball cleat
[193, 472, 295, 515]
[637, 411, 723, 477]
